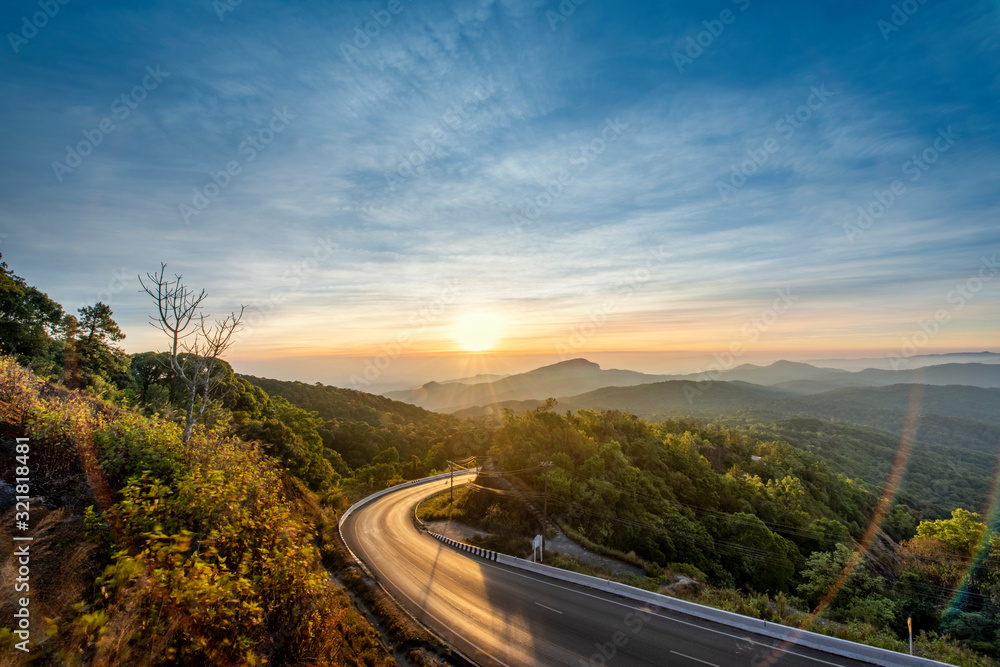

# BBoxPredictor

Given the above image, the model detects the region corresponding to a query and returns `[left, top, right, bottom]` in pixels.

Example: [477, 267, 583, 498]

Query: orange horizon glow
[222, 343, 1000, 361]
[120, 284, 1000, 365]
[211, 331, 1000, 359]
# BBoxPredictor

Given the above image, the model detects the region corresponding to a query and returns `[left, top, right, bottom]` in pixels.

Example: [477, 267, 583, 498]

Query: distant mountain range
[384, 358, 667, 412]
[437, 373, 509, 385]
[545, 381, 1000, 442]
[805, 350, 1000, 371]
[744, 361, 1000, 394]
[386, 358, 1000, 413]
[380, 354, 1000, 520]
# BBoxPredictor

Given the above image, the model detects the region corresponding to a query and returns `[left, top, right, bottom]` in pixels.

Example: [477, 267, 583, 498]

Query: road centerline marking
[534, 601, 563, 614]
[670, 650, 719, 666]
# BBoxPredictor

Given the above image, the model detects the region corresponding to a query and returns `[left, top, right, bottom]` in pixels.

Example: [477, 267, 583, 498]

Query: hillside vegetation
[241, 374, 488, 476]
[0, 357, 394, 666]
[733, 417, 999, 519]
[487, 406, 1000, 662]
[473, 374, 1000, 520]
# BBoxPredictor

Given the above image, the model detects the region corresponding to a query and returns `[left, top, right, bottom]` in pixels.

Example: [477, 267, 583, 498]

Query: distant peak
[533, 358, 601, 372]
[561, 358, 599, 366]
[768, 360, 816, 368]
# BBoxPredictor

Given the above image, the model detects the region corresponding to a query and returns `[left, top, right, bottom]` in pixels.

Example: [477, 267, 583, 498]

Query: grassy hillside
[0, 357, 394, 666]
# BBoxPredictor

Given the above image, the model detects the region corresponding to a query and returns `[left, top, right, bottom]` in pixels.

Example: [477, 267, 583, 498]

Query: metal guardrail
[426, 532, 499, 561]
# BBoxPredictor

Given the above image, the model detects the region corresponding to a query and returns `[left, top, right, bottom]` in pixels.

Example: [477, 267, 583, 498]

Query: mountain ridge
[388, 357, 1000, 413]
[384, 357, 671, 411]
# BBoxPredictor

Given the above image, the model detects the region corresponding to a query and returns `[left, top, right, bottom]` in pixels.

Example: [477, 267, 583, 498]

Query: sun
[452, 312, 504, 352]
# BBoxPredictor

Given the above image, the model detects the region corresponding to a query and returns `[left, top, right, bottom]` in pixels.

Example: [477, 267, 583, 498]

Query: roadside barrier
[425, 531, 499, 561]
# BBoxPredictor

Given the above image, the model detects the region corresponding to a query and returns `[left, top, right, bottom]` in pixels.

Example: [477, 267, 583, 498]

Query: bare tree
[140, 263, 245, 441]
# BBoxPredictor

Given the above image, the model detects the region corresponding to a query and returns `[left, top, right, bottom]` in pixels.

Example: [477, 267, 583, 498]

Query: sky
[1, 0, 998, 389]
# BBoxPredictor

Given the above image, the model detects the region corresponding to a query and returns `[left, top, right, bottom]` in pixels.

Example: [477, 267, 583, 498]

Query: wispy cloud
[0, 0, 997, 383]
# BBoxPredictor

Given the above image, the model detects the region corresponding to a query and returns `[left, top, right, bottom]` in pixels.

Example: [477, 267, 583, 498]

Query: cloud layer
[1, 0, 997, 384]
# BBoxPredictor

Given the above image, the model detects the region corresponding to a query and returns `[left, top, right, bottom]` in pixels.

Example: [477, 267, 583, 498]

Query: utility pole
[542, 464, 550, 524]
[450, 460, 454, 505]
[541, 461, 552, 551]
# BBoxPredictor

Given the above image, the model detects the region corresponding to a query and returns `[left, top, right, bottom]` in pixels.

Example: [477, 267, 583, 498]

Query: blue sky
[1, 0, 998, 386]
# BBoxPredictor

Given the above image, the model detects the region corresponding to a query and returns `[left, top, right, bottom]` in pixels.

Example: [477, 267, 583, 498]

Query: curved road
[341, 475, 878, 667]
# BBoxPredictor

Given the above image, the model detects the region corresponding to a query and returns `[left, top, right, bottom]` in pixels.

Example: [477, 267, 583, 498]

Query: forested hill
[241, 374, 455, 426]
[488, 407, 1000, 660]
[516, 379, 1000, 520]
[774, 384, 1000, 454]
[240, 374, 488, 471]
[730, 417, 999, 520]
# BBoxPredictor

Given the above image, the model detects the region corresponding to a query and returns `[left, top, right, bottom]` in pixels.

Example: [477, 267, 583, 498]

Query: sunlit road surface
[341, 476, 879, 667]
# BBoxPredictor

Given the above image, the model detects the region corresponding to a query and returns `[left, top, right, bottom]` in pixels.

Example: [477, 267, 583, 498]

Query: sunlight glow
[452, 312, 505, 352]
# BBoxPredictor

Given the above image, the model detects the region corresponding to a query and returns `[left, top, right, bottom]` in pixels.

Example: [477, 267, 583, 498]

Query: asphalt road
[341, 475, 880, 667]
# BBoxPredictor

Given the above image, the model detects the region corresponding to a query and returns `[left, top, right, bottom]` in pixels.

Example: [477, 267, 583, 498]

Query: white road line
[670, 650, 719, 667]
[534, 601, 564, 614]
